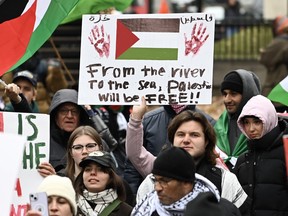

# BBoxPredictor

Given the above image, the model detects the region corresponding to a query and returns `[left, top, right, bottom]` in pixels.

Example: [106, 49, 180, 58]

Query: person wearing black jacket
[234, 95, 288, 216]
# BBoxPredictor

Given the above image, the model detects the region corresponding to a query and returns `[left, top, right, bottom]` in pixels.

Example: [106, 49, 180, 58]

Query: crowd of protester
[1, 60, 285, 215]
[3, 11, 288, 216]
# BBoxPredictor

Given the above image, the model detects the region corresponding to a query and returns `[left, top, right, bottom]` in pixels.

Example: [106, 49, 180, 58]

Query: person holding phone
[26, 175, 77, 216]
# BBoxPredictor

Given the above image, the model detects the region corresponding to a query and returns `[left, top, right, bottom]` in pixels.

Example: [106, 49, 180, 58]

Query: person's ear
[33, 88, 37, 101]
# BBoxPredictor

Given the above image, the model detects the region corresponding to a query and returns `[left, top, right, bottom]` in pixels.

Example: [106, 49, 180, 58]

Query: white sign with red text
[0, 112, 50, 216]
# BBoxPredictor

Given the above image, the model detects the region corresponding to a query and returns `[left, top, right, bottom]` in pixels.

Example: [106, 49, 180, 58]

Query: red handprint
[184, 23, 209, 56]
[88, 24, 110, 58]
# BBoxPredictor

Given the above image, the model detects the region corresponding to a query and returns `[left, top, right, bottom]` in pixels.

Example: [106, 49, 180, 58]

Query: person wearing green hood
[214, 69, 261, 170]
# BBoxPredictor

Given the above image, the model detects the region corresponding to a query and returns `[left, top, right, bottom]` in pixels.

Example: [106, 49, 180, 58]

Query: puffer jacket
[234, 95, 288, 216]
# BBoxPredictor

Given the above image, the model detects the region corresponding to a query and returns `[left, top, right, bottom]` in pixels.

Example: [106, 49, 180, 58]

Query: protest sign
[0, 133, 26, 216]
[78, 13, 215, 105]
[0, 112, 50, 216]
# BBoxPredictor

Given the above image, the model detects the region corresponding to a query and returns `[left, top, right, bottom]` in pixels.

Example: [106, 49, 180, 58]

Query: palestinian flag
[268, 75, 288, 106]
[116, 18, 180, 60]
[0, 0, 79, 76]
[61, 0, 133, 24]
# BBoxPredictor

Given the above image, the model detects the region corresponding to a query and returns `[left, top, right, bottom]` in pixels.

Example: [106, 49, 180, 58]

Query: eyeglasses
[71, 143, 99, 153]
[58, 108, 80, 116]
[150, 175, 173, 188]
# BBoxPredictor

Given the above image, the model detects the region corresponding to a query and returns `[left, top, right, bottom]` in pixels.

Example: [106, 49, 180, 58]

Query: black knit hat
[221, 72, 243, 94]
[152, 147, 195, 182]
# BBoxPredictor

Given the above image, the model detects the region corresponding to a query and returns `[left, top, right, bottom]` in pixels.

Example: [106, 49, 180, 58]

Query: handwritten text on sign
[0, 112, 50, 216]
[78, 13, 215, 105]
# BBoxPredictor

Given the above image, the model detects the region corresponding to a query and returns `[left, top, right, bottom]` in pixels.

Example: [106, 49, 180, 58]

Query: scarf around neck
[131, 174, 219, 216]
[77, 188, 118, 216]
[170, 104, 188, 114]
[214, 111, 248, 161]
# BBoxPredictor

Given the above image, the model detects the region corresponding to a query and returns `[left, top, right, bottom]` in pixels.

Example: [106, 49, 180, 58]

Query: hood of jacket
[237, 95, 278, 139]
[49, 89, 90, 126]
[223, 69, 261, 119]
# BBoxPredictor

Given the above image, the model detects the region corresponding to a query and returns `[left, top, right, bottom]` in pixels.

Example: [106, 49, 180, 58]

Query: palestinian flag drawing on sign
[115, 18, 180, 60]
[79, 13, 215, 105]
[0, 0, 79, 76]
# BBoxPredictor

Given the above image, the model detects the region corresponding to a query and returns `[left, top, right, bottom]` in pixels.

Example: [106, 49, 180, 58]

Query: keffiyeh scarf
[77, 188, 118, 216]
[131, 175, 220, 216]
[170, 104, 188, 114]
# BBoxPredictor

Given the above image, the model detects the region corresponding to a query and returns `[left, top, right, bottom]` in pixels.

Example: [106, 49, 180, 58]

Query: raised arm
[4, 83, 33, 113]
[125, 97, 156, 177]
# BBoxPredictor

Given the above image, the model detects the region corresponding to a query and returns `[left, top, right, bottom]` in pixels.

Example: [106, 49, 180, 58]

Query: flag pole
[0, 78, 8, 87]
[49, 37, 76, 86]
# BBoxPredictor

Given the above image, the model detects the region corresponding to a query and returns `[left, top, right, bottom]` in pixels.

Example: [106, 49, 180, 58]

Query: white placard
[78, 13, 215, 105]
[0, 112, 50, 216]
[0, 133, 26, 216]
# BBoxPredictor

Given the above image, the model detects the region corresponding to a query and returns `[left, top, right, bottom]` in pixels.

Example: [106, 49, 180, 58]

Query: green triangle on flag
[61, 0, 133, 24]
[268, 75, 288, 106]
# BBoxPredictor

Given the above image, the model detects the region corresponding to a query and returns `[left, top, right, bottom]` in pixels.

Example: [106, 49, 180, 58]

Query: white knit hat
[37, 175, 77, 215]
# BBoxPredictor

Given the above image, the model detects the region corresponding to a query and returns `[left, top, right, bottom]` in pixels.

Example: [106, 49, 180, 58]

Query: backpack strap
[99, 199, 121, 216]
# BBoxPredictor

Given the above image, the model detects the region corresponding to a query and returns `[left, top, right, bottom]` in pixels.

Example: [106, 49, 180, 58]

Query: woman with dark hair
[234, 95, 288, 215]
[126, 97, 250, 214]
[74, 151, 132, 215]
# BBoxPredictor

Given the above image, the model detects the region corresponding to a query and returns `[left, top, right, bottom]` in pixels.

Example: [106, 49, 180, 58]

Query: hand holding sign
[184, 23, 209, 56]
[88, 24, 110, 58]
